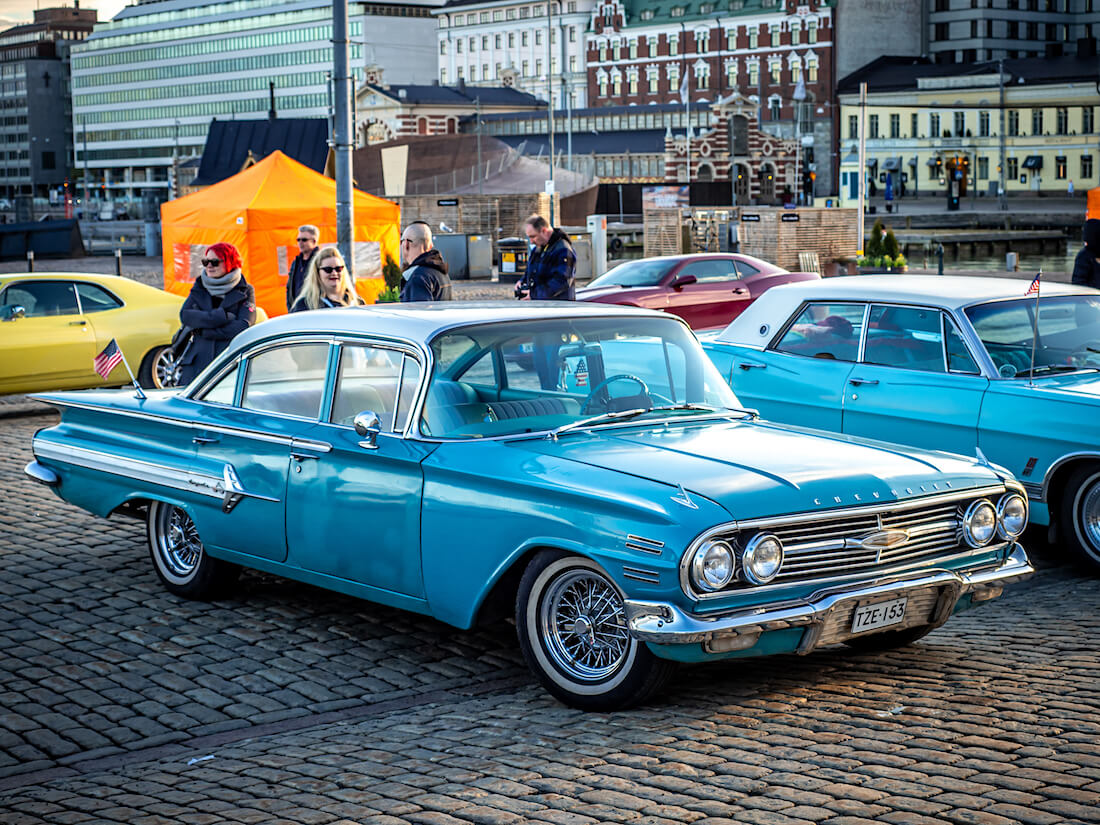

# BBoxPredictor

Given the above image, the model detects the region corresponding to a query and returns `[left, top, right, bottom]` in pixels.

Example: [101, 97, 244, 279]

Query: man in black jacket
[400, 221, 452, 302]
[516, 214, 576, 301]
[1072, 219, 1100, 289]
[285, 224, 319, 311]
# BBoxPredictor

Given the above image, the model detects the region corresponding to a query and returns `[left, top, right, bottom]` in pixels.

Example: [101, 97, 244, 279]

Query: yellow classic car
[0, 272, 184, 393]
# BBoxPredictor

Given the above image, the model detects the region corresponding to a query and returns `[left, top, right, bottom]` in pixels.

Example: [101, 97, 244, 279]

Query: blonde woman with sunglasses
[290, 246, 364, 312]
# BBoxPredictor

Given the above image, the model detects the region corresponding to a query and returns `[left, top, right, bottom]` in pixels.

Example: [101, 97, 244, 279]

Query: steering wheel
[582, 374, 652, 415]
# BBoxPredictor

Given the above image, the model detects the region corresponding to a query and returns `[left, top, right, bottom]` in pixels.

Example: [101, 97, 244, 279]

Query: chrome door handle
[738, 362, 766, 370]
[732, 287, 749, 295]
[849, 377, 879, 386]
[192, 435, 220, 445]
[69, 319, 87, 326]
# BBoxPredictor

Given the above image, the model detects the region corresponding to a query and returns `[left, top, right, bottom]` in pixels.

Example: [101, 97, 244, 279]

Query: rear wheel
[843, 624, 935, 651]
[516, 550, 676, 711]
[139, 345, 181, 389]
[1060, 466, 1100, 571]
[147, 501, 239, 599]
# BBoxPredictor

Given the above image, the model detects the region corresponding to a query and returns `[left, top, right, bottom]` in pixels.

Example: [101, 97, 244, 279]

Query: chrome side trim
[1020, 480, 1043, 500]
[625, 534, 665, 556]
[628, 544, 1033, 648]
[24, 460, 59, 487]
[622, 566, 661, 584]
[34, 440, 223, 499]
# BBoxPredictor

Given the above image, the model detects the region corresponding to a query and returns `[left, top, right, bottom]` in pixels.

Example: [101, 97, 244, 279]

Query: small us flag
[93, 339, 123, 379]
[1025, 272, 1041, 296]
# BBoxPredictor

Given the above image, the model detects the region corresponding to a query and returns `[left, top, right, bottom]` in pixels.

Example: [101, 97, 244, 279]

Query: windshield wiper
[645, 402, 757, 418]
[546, 407, 651, 440]
[1014, 363, 1097, 377]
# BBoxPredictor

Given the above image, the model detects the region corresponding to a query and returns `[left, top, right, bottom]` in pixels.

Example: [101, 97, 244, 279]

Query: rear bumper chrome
[625, 544, 1033, 654]
[24, 460, 59, 487]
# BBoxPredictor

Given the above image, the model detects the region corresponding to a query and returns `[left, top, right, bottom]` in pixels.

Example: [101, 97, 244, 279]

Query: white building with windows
[435, 0, 594, 110]
[70, 0, 440, 204]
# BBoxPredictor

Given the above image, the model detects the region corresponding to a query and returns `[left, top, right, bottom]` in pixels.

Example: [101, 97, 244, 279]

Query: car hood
[518, 419, 1000, 519]
[1008, 371, 1100, 398]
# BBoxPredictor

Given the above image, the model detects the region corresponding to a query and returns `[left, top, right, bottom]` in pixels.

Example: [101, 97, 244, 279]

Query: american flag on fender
[93, 339, 123, 379]
[1025, 272, 1041, 296]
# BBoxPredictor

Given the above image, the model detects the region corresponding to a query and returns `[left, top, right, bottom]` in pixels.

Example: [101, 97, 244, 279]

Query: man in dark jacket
[285, 224, 319, 311]
[1072, 219, 1100, 289]
[517, 214, 576, 300]
[400, 221, 452, 302]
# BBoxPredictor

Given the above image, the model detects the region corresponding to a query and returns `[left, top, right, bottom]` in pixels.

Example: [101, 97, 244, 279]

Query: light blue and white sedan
[704, 275, 1100, 571]
[26, 302, 1032, 709]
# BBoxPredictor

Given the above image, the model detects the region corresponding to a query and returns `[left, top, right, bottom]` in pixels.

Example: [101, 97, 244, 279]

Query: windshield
[420, 316, 743, 438]
[965, 294, 1100, 377]
[586, 259, 673, 288]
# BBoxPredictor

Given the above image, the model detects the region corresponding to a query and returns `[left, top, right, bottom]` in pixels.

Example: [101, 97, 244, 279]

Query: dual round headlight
[963, 493, 1028, 547]
[689, 533, 784, 593]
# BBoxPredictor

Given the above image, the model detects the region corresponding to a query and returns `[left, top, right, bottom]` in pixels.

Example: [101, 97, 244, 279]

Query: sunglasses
[320, 265, 344, 274]
[296, 237, 315, 242]
[200, 258, 223, 267]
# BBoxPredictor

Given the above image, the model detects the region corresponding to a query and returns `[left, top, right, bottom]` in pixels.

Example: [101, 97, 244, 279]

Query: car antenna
[1026, 269, 1042, 388]
[118, 348, 147, 400]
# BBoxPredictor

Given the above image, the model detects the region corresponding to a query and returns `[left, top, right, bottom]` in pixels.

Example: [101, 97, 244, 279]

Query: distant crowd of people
[175, 213, 577, 382]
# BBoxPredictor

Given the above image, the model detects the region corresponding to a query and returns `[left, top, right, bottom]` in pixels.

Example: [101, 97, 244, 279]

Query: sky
[0, 0, 129, 28]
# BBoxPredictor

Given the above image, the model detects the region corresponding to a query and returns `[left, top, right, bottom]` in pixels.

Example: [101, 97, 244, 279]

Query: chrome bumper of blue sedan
[625, 544, 1034, 655]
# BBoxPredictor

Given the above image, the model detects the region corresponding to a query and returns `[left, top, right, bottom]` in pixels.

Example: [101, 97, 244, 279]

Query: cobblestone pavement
[2, 414, 1099, 824]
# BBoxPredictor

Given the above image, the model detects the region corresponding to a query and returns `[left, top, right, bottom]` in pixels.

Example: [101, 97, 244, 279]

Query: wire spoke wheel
[146, 501, 238, 599]
[541, 570, 631, 682]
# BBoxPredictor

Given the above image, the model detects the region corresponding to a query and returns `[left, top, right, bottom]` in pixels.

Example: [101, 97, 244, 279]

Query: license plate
[851, 597, 908, 633]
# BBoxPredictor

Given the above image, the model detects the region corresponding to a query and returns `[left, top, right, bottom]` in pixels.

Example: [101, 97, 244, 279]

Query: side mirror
[353, 410, 382, 450]
[1, 304, 26, 321]
[670, 274, 697, 290]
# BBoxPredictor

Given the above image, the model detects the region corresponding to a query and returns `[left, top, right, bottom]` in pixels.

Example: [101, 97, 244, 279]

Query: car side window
[945, 316, 980, 374]
[863, 305, 946, 373]
[393, 356, 422, 433]
[734, 260, 760, 277]
[503, 334, 543, 392]
[241, 343, 330, 419]
[678, 259, 740, 283]
[2, 281, 80, 317]
[75, 283, 123, 313]
[459, 349, 499, 389]
[200, 362, 239, 405]
[330, 344, 408, 431]
[773, 302, 864, 362]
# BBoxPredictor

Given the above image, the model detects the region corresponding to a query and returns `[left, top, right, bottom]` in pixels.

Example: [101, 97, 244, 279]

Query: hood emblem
[860, 529, 910, 561]
[671, 483, 698, 510]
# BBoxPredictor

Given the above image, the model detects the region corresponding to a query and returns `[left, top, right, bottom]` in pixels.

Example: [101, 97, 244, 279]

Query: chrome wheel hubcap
[156, 505, 202, 578]
[154, 349, 181, 388]
[540, 569, 630, 682]
[1080, 482, 1100, 552]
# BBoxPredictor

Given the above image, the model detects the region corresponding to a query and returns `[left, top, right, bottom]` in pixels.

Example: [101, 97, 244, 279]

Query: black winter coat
[520, 229, 576, 300]
[286, 247, 318, 311]
[1071, 246, 1100, 290]
[400, 249, 453, 302]
[178, 276, 256, 385]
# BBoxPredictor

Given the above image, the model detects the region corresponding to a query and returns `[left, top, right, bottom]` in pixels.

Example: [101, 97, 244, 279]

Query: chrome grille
[769, 500, 962, 582]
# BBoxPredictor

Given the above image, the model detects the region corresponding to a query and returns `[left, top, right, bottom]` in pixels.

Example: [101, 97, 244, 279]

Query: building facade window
[979, 111, 989, 137]
[1056, 107, 1068, 135]
[669, 35, 678, 56]
[1083, 155, 1094, 179]
[849, 114, 857, 140]
[890, 113, 900, 138]
[978, 157, 988, 179]
[790, 25, 800, 46]
[807, 60, 817, 82]
[769, 98, 781, 120]
[930, 113, 940, 137]
[869, 114, 879, 139]
[769, 62, 780, 84]
[911, 113, 918, 137]
[1084, 106, 1095, 133]
[807, 20, 817, 43]
[629, 40, 637, 58]
[748, 63, 758, 87]
[770, 25, 780, 46]
[1007, 157, 1018, 179]
[726, 28, 735, 50]
[1032, 108, 1043, 135]
[1055, 155, 1067, 179]
[1008, 110, 1019, 136]
[696, 31, 708, 52]
[954, 111, 965, 136]
[748, 28, 757, 49]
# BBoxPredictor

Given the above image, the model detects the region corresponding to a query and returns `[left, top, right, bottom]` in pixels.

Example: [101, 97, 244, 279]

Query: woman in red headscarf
[178, 242, 256, 385]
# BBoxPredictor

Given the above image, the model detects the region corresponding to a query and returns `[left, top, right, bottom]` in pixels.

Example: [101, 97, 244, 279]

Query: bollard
[1006, 251, 1019, 272]
[936, 244, 944, 276]
[114, 248, 122, 276]
[26, 250, 34, 272]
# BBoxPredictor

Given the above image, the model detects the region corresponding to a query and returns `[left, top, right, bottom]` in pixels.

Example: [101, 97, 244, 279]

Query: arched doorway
[734, 163, 750, 200]
[759, 163, 776, 202]
[696, 162, 715, 182]
[417, 117, 428, 135]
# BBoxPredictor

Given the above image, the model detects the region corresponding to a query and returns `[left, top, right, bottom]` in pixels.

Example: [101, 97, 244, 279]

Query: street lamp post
[332, 0, 355, 274]
[546, 0, 555, 224]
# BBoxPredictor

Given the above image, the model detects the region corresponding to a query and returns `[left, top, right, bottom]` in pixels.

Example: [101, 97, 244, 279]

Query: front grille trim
[680, 486, 1008, 601]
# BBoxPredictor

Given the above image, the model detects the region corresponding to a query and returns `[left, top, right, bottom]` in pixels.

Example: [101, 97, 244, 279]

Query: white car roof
[716, 275, 1093, 346]
[230, 300, 671, 350]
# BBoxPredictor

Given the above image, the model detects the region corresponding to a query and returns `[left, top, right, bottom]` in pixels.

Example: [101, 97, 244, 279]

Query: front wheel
[139, 345, 182, 389]
[1060, 466, 1100, 571]
[147, 501, 239, 599]
[516, 550, 676, 711]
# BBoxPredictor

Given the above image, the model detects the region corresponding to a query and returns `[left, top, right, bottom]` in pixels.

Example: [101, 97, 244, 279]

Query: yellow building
[836, 54, 1098, 205]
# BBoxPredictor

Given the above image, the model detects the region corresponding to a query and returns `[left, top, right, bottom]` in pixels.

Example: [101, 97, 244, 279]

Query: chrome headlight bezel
[741, 533, 784, 585]
[996, 492, 1028, 540]
[689, 539, 736, 592]
[962, 499, 997, 547]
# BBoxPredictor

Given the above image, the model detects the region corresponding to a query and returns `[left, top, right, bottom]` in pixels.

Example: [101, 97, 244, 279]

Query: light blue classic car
[704, 275, 1100, 572]
[26, 303, 1033, 709]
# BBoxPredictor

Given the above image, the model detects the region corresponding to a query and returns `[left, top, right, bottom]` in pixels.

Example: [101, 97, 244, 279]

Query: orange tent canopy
[1089, 186, 1099, 221]
[161, 150, 400, 316]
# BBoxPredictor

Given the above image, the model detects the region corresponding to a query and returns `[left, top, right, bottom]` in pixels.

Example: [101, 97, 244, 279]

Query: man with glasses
[399, 220, 452, 302]
[286, 224, 320, 312]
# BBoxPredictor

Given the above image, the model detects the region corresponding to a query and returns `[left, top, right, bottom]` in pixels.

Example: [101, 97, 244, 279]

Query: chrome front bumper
[625, 544, 1033, 655]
